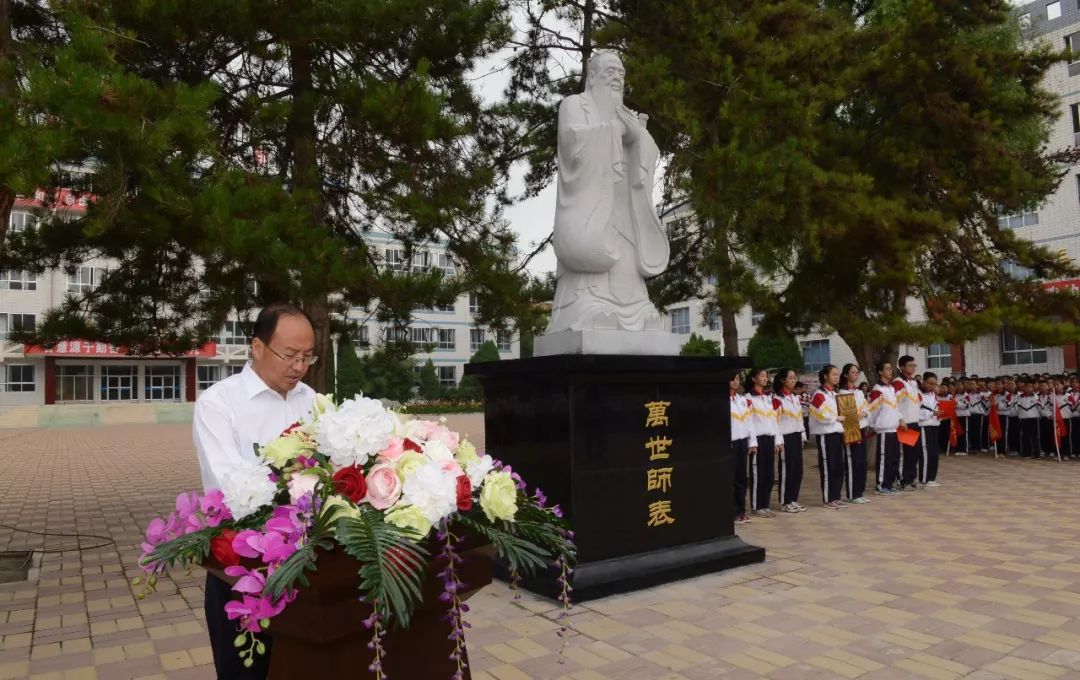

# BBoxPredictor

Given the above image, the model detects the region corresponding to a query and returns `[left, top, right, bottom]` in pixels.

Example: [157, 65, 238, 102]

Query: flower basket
[202, 536, 494, 679]
[135, 394, 575, 678]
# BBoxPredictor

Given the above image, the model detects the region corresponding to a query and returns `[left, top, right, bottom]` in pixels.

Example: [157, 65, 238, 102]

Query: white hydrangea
[465, 454, 495, 489]
[221, 461, 278, 520]
[400, 460, 459, 524]
[315, 395, 396, 469]
[423, 439, 454, 464]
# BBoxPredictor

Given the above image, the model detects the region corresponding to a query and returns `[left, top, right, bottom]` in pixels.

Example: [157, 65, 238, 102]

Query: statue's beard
[592, 82, 623, 119]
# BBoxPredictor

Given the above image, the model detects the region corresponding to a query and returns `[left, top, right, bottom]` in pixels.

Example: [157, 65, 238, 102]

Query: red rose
[281, 421, 303, 436]
[455, 475, 473, 512]
[403, 438, 423, 453]
[333, 466, 368, 503]
[210, 529, 240, 567]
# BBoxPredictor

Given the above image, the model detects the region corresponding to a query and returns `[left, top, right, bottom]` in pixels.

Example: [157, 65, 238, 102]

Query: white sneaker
[780, 503, 800, 513]
[850, 496, 871, 504]
[925, 481, 941, 487]
[954, 451, 967, 456]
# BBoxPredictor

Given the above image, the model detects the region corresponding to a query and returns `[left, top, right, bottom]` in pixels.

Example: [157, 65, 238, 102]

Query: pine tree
[746, 332, 804, 372]
[773, 0, 1080, 370]
[4, 0, 533, 392]
[416, 359, 443, 401]
[604, 0, 855, 355]
[456, 339, 500, 400]
[679, 333, 721, 357]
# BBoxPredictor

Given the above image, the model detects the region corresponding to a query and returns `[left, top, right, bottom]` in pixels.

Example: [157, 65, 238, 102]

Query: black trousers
[969, 413, 985, 450]
[843, 439, 868, 500]
[920, 425, 941, 483]
[206, 573, 272, 680]
[732, 437, 749, 516]
[816, 433, 844, 503]
[750, 435, 775, 510]
[779, 432, 804, 505]
[1072, 419, 1080, 457]
[1020, 418, 1039, 458]
[994, 417, 1008, 455]
[901, 438, 920, 487]
[960, 415, 971, 451]
[875, 431, 901, 490]
[1008, 416, 1021, 454]
[938, 419, 951, 451]
[1040, 417, 1057, 455]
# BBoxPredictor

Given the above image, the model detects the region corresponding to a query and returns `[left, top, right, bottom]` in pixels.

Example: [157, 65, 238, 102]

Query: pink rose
[287, 473, 319, 504]
[429, 425, 460, 450]
[364, 464, 403, 510]
[406, 419, 438, 442]
[440, 460, 460, 474]
[379, 437, 405, 463]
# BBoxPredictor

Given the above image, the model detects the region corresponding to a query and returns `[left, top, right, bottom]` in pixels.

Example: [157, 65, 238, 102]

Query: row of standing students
[731, 356, 945, 524]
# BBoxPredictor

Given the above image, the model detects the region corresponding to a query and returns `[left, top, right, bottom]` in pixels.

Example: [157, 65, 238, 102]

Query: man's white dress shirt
[193, 363, 316, 492]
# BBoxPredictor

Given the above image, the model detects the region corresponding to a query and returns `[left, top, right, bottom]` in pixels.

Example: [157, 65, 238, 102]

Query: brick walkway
[1, 422, 1079, 679]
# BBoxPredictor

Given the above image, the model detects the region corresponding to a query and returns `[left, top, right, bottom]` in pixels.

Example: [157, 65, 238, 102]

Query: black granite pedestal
[465, 354, 765, 601]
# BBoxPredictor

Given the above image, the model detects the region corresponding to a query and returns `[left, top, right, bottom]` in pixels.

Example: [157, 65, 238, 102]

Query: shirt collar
[240, 362, 306, 401]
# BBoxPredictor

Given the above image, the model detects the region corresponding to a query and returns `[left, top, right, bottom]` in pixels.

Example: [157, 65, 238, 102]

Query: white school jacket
[808, 387, 843, 436]
[730, 392, 757, 449]
[918, 390, 940, 427]
[892, 377, 922, 426]
[867, 382, 901, 433]
[956, 392, 971, 417]
[746, 389, 781, 440]
[1017, 394, 1040, 420]
[774, 390, 807, 439]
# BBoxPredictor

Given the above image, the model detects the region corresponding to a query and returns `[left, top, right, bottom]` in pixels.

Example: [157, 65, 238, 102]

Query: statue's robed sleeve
[552, 94, 668, 277]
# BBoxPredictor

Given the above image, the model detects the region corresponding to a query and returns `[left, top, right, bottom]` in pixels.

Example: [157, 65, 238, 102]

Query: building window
[0, 313, 35, 340]
[1002, 260, 1034, 280]
[435, 302, 454, 313]
[411, 251, 431, 273]
[145, 365, 181, 401]
[56, 365, 93, 401]
[196, 365, 220, 391]
[1068, 34, 1080, 65]
[926, 343, 952, 370]
[8, 211, 37, 233]
[1000, 328, 1048, 366]
[670, 307, 690, 334]
[1048, 1, 1062, 21]
[225, 364, 244, 377]
[707, 311, 719, 331]
[496, 330, 512, 351]
[750, 308, 764, 326]
[436, 328, 455, 351]
[433, 252, 456, 276]
[220, 321, 249, 346]
[4, 364, 35, 392]
[0, 270, 36, 291]
[385, 325, 408, 342]
[468, 293, 480, 315]
[408, 326, 435, 345]
[997, 210, 1039, 229]
[437, 365, 457, 388]
[384, 248, 407, 272]
[352, 324, 370, 347]
[470, 328, 485, 351]
[68, 266, 95, 294]
[101, 365, 137, 401]
[801, 339, 831, 373]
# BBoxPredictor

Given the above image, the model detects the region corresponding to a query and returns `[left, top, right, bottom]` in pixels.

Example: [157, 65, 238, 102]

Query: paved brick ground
[2, 421, 1079, 679]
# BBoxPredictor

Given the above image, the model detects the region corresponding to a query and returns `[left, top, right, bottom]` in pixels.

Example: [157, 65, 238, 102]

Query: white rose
[286, 472, 319, 504]
[465, 455, 495, 489]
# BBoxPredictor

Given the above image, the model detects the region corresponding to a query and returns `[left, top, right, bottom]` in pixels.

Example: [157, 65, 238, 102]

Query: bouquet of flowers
[135, 394, 574, 677]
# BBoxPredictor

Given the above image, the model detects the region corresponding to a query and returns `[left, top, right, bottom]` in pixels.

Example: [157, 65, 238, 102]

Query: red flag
[938, 400, 963, 448]
[1056, 399, 1068, 448]
[988, 400, 1002, 444]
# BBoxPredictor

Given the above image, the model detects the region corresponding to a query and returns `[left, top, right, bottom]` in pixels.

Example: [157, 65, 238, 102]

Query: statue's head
[585, 50, 625, 101]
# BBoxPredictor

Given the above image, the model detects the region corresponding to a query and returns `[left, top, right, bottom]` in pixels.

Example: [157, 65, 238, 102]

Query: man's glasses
[264, 343, 318, 367]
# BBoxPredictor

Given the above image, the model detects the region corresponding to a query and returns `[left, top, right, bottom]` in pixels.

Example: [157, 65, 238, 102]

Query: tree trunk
[720, 303, 739, 356]
[287, 40, 330, 392]
[578, 0, 595, 90]
[0, 0, 16, 249]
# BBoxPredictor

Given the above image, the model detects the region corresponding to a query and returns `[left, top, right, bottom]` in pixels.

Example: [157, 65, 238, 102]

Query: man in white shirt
[194, 303, 317, 679]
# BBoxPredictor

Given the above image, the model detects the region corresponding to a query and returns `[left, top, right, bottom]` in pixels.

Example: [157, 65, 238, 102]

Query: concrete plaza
[1, 419, 1080, 679]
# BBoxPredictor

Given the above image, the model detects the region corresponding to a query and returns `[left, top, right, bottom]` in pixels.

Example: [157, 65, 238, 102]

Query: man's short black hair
[875, 359, 892, 375]
[252, 303, 312, 345]
[898, 355, 915, 368]
[923, 371, 937, 381]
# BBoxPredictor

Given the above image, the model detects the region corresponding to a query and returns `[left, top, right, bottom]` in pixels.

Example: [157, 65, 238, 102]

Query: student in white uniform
[809, 364, 846, 508]
[773, 368, 807, 514]
[918, 372, 942, 487]
[730, 373, 756, 525]
[745, 367, 781, 518]
[838, 363, 871, 504]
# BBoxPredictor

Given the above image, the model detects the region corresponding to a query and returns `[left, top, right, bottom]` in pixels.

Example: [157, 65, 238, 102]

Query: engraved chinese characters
[645, 400, 676, 527]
